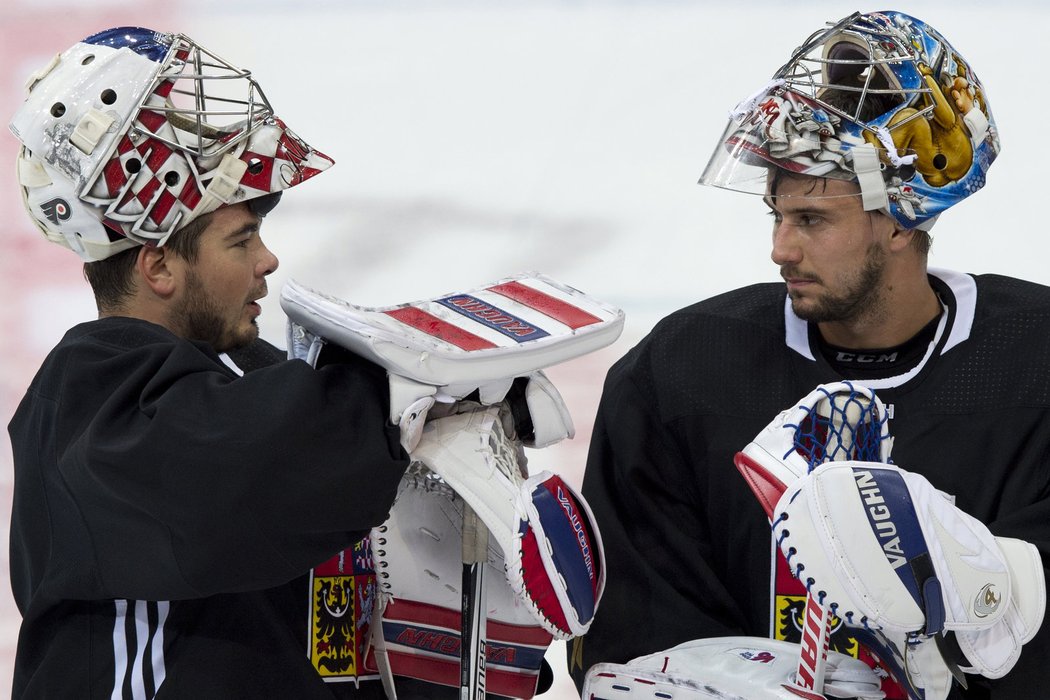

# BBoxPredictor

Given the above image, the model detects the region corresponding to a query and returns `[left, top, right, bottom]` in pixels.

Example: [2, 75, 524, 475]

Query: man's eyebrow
[764, 197, 836, 216]
[224, 221, 261, 239]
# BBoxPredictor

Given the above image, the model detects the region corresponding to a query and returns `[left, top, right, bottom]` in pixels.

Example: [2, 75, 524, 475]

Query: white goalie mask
[699, 10, 998, 231]
[9, 27, 334, 261]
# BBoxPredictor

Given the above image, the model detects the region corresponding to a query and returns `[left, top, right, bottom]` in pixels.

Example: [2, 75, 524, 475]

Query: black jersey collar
[783, 268, 977, 389]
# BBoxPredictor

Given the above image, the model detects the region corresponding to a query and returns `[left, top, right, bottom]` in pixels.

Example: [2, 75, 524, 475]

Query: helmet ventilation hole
[50, 103, 66, 118]
[126, 158, 141, 174]
[81, 55, 95, 66]
[100, 89, 117, 105]
[164, 172, 180, 187]
[247, 158, 264, 175]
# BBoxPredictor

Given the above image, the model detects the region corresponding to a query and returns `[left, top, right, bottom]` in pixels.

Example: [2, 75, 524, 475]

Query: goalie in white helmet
[6, 26, 421, 699]
[8, 25, 616, 700]
[573, 10, 1049, 700]
[11, 26, 334, 262]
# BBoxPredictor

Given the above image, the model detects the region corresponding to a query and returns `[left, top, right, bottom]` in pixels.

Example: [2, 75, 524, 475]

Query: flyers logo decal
[41, 198, 71, 225]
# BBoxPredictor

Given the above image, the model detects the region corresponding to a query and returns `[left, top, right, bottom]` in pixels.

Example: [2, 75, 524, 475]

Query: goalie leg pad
[369, 466, 553, 699]
[582, 637, 885, 700]
[280, 274, 624, 390]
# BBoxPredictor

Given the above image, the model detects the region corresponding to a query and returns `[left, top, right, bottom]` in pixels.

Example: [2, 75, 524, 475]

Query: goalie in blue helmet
[574, 10, 1049, 700]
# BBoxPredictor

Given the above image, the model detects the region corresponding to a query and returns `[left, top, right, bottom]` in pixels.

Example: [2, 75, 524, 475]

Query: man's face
[766, 175, 895, 325]
[168, 203, 279, 352]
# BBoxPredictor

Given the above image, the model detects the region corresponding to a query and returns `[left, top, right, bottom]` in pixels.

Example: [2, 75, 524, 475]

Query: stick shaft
[460, 505, 488, 700]
[795, 592, 832, 692]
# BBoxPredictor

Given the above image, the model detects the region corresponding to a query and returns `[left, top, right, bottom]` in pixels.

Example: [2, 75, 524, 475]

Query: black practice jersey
[571, 271, 1050, 699]
[8, 317, 413, 698]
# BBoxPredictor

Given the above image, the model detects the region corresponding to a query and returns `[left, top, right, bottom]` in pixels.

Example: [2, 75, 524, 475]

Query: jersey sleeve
[568, 357, 749, 688]
[10, 323, 409, 604]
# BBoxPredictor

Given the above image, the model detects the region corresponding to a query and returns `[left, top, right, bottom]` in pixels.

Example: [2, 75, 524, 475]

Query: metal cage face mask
[10, 27, 334, 261]
[699, 10, 999, 230]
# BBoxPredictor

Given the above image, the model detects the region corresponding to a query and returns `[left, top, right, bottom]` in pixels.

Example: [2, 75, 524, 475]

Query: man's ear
[136, 246, 178, 298]
[887, 223, 918, 253]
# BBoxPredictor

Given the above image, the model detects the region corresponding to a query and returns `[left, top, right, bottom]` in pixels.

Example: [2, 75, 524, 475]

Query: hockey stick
[460, 503, 488, 700]
[795, 577, 833, 695]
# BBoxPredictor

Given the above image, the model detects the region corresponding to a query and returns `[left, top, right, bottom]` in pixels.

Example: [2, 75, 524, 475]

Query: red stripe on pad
[381, 598, 552, 646]
[519, 527, 570, 634]
[488, 281, 601, 330]
[366, 649, 541, 699]
[384, 307, 498, 351]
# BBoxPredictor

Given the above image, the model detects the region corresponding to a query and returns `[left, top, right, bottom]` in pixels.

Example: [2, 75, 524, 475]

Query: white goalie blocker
[281, 272, 623, 390]
[280, 274, 620, 698]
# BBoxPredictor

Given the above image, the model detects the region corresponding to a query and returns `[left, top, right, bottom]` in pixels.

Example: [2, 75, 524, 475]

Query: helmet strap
[851, 143, 889, 212]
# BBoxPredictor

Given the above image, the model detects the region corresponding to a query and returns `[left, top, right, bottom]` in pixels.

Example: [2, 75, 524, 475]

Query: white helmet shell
[10, 27, 334, 260]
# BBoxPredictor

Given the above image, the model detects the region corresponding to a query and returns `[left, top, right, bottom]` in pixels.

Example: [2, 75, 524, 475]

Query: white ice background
[2, 1, 1047, 697]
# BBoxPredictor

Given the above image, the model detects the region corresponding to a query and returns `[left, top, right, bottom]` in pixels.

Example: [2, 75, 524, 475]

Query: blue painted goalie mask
[699, 10, 998, 231]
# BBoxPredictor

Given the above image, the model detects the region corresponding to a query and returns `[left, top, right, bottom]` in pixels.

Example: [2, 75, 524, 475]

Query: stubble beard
[171, 268, 258, 353]
[786, 243, 887, 325]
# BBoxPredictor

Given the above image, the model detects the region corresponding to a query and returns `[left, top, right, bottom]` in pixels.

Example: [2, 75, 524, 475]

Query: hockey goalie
[282, 273, 623, 699]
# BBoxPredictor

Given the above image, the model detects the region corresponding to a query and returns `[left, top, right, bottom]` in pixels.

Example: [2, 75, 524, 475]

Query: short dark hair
[82, 245, 138, 313]
[911, 229, 933, 256]
[767, 168, 932, 255]
[83, 212, 214, 314]
[767, 167, 837, 199]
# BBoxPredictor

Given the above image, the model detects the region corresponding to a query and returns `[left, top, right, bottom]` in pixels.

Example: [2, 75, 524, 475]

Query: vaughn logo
[41, 198, 72, 226]
[556, 485, 595, 581]
[853, 469, 908, 570]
